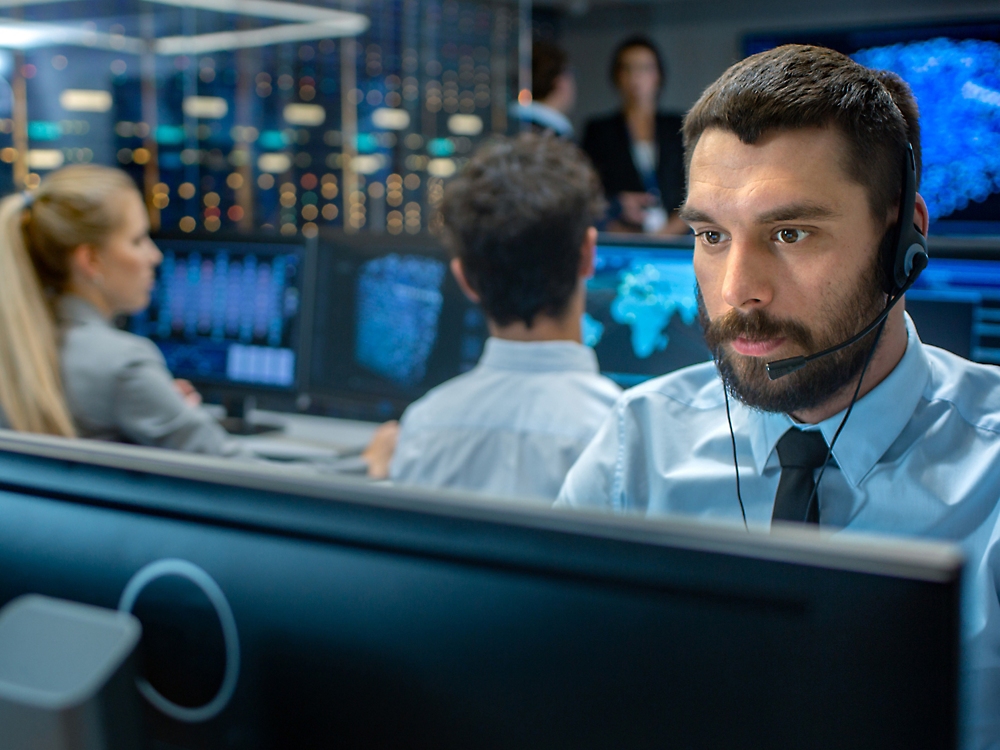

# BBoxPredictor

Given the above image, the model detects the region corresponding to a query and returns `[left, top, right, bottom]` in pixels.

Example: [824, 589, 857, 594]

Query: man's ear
[914, 192, 930, 236]
[450, 257, 480, 303]
[578, 226, 598, 280]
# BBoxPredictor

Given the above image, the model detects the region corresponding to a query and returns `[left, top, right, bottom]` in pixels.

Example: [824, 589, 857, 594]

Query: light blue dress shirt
[557, 316, 1000, 748]
[390, 337, 621, 501]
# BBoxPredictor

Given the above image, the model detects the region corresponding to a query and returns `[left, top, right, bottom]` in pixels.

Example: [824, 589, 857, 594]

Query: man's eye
[775, 228, 809, 244]
[697, 230, 725, 246]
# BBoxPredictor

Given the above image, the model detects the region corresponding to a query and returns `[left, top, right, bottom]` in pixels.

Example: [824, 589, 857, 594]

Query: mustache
[701, 307, 815, 353]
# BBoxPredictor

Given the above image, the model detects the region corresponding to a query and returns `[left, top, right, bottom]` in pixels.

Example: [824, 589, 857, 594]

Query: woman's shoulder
[62, 318, 165, 372]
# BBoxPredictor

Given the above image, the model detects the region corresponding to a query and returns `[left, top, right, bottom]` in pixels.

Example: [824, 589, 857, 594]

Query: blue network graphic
[610, 261, 699, 359]
[153, 251, 293, 347]
[582, 312, 605, 348]
[355, 254, 446, 386]
[853, 38, 1000, 220]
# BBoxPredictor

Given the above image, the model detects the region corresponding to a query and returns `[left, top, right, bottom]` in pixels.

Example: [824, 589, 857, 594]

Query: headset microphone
[765, 144, 929, 382]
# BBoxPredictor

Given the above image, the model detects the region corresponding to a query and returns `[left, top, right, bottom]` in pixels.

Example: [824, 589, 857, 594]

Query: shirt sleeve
[112, 343, 232, 455]
[554, 399, 624, 511]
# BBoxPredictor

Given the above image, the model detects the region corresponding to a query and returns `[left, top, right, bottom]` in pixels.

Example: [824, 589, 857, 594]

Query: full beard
[698, 254, 887, 415]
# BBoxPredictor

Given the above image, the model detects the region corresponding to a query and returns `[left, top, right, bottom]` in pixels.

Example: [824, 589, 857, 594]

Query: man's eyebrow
[755, 203, 839, 223]
[678, 206, 713, 223]
[679, 203, 840, 226]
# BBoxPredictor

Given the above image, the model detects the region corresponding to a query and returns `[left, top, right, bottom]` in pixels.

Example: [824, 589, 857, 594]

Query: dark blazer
[581, 111, 686, 214]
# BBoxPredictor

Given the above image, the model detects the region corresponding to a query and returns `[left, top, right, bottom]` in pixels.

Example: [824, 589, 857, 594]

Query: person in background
[509, 40, 576, 138]
[582, 35, 687, 235]
[388, 133, 621, 501]
[3, 164, 232, 453]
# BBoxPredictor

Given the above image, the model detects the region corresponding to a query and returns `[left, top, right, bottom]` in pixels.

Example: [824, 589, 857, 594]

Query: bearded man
[557, 44, 1000, 749]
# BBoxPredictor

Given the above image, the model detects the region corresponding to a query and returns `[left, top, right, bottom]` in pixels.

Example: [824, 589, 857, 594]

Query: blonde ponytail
[0, 192, 76, 436]
[0, 164, 139, 437]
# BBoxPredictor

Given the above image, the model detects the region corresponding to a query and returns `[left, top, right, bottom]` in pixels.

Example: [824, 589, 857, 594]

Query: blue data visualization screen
[308, 238, 487, 420]
[906, 256, 1000, 363]
[130, 238, 304, 389]
[586, 244, 711, 387]
[354, 253, 449, 388]
[744, 22, 1000, 234]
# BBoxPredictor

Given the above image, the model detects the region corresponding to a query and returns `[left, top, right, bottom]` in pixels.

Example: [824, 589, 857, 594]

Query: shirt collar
[478, 337, 599, 374]
[747, 315, 931, 487]
[56, 295, 111, 328]
[507, 102, 574, 137]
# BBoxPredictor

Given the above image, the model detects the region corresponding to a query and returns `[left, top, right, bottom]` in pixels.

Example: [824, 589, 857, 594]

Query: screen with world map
[586, 242, 711, 387]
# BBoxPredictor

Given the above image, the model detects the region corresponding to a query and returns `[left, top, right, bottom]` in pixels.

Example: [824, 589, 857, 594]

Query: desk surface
[235, 410, 381, 464]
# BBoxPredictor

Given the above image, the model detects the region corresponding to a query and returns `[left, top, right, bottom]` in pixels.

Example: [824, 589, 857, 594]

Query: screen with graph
[129, 235, 306, 390]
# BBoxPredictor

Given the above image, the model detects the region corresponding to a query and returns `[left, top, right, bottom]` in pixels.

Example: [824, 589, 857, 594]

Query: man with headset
[557, 45, 1000, 747]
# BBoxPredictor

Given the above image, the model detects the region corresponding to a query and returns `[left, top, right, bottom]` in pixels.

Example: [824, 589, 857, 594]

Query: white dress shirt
[557, 316, 1000, 749]
[390, 337, 621, 501]
[507, 102, 574, 138]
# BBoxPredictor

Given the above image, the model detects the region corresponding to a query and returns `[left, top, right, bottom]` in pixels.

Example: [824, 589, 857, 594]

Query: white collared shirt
[390, 338, 621, 501]
[508, 102, 574, 138]
[557, 316, 1000, 748]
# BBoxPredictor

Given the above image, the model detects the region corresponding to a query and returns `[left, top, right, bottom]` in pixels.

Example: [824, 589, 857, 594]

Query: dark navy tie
[772, 429, 829, 525]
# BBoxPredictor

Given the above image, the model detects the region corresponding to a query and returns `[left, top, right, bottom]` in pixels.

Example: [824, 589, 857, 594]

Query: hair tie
[21, 190, 35, 209]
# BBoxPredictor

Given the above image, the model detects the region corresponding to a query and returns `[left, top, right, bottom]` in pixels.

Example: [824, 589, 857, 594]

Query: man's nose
[721, 237, 774, 312]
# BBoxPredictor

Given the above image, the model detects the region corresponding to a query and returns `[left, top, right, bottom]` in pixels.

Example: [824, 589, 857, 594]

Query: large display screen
[744, 21, 1000, 235]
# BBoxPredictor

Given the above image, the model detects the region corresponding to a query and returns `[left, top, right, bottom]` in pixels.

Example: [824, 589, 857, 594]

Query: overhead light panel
[427, 158, 457, 178]
[283, 104, 325, 127]
[447, 114, 483, 136]
[183, 96, 228, 119]
[0, 0, 368, 54]
[372, 108, 411, 131]
[258, 153, 291, 173]
[59, 89, 112, 113]
[27, 149, 64, 170]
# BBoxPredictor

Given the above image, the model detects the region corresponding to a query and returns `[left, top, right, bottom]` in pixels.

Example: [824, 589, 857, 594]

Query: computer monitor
[129, 233, 313, 395]
[587, 235, 710, 387]
[906, 239, 1000, 363]
[0, 431, 963, 748]
[307, 232, 487, 420]
[743, 20, 1000, 235]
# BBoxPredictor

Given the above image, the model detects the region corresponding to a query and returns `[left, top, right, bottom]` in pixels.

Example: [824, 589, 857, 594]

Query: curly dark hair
[440, 133, 605, 328]
[683, 44, 921, 223]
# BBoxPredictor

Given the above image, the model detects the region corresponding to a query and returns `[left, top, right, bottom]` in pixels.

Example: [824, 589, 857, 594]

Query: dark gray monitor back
[0, 433, 962, 750]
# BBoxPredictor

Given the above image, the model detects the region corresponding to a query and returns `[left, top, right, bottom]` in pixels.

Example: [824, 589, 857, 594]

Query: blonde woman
[0, 165, 231, 453]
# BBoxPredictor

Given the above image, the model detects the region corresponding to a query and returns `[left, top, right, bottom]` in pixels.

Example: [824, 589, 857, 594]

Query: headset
[727, 143, 929, 529]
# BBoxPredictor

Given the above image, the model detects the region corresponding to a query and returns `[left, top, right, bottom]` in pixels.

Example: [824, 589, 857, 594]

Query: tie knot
[776, 429, 829, 470]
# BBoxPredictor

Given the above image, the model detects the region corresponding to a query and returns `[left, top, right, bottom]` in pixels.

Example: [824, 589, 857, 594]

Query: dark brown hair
[440, 133, 605, 327]
[682, 44, 921, 222]
[532, 41, 569, 102]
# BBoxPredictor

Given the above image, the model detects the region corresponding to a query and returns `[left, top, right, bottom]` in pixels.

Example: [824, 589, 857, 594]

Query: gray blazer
[58, 295, 232, 454]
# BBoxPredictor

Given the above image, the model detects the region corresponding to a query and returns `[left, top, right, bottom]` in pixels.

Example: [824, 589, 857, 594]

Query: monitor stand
[218, 396, 284, 436]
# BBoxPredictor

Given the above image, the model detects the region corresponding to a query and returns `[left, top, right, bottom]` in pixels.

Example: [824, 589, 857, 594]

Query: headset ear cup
[887, 143, 928, 294]
[879, 225, 901, 295]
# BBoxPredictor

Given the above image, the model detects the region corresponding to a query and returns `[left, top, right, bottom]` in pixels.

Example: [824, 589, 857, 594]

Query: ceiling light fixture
[0, 0, 368, 53]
